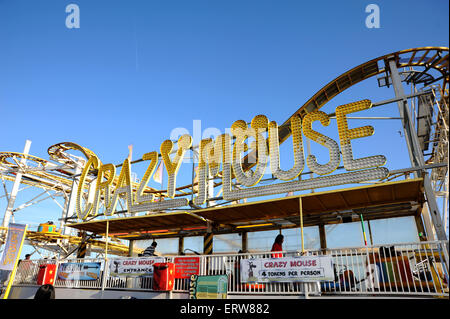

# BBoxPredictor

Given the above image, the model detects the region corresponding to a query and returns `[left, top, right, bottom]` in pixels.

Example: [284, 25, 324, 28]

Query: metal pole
[241, 231, 247, 253]
[2, 140, 32, 229]
[360, 214, 368, 246]
[299, 197, 304, 253]
[105, 220, 109, 257]
[387, 59, 420, 173]
[100, 220, 110, 293]
[367, 220, 374, 246]
[444, 175, 449, 236]
[128, 239, 135, 257]
[306, 139, 314, 193]
[61, 165, 82, 236]
[191, 150, 196, 203]
[387, 58, 447, 241]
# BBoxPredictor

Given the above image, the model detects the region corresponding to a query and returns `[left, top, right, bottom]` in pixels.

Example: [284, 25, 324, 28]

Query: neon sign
[76, 99, 388, 220]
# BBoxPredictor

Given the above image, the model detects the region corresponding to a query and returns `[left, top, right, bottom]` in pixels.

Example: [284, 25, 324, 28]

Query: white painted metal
[2, 140, 32, 228]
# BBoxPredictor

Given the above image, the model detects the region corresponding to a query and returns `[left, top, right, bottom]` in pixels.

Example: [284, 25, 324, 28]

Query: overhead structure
[68, 178, 425, 241]
[0, 225, 143, 257]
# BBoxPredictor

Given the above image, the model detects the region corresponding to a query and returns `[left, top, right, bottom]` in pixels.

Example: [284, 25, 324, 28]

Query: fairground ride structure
[0, 47, 448, 258]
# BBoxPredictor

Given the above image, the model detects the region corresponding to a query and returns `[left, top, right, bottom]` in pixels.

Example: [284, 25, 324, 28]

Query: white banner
[109, 257, 164, 277]
[240, 256, 334, 283]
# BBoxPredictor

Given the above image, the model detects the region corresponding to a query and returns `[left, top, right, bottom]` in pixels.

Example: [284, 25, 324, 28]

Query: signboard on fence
[109, 257, 164, 277]
[189, 274, 228, 299]
[240, 256, 334, 283]
[57, 262, 102, 281]
[174, 257, 200, 279]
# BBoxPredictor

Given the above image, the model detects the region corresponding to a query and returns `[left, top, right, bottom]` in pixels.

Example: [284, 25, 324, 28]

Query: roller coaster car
[37, 222, 60, 234]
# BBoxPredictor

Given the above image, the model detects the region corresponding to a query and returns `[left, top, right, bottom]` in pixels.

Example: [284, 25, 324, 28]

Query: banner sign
[109, 257, 164, 277]
[174, 257, 200, 279]
[0, 224, 27, 271]
[57, 262, 102, 281]
[240, 256, 334, 283]
[189, 275, 228, 299]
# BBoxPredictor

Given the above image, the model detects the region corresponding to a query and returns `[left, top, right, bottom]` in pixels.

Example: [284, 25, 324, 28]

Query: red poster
[174, 257, 200, 279]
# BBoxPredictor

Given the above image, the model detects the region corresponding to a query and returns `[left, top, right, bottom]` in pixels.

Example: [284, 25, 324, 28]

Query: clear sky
[0, 0, 448, 258]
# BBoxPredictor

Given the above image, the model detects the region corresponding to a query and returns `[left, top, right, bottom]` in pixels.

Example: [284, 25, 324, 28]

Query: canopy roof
[68, 211, 207, 237]
[68, 178, 424, 240]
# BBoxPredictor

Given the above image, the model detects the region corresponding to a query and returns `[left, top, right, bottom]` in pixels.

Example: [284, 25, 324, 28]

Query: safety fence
[12, 240, 449, 298]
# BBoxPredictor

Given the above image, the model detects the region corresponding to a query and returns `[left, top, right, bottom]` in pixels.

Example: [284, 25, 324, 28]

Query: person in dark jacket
[34, 284, 55, 299]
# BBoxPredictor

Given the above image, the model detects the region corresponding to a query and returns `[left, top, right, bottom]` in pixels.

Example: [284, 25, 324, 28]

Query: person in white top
[142, 241, 157, 256]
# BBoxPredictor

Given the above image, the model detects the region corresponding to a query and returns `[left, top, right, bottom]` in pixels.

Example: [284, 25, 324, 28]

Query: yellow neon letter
[160, 134, 192, 198]
[302, 111, 340, 175]
[76, 156, 100, 220]
[231, 115, 268, 187]
[135, 151, 158, 204]
[92, 163, 116, 216]
[269, 115, 305, 180]
[335, 99, 386, 170]
[193, 134, 232, 205]
[106, 158, 133, 216]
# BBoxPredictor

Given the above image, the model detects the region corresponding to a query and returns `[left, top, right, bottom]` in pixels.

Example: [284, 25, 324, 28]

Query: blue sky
[0, 0, 448, 257]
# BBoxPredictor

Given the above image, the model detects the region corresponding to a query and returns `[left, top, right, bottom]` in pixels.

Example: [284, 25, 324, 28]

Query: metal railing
[13, 240, 449, 298]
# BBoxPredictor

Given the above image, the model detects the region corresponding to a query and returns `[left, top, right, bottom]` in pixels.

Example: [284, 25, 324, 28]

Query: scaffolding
[413, 85, 449, 236]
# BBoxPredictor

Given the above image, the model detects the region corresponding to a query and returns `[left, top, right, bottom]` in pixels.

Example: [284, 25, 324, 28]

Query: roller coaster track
[162, 47, 450, 195]
[0, 142, 159, 195]
[0, 226, 143, 257]
[242, 47, 449, 167]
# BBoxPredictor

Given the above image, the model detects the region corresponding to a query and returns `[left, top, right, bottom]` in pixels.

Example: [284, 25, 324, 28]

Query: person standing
[271, 234, 284, 258]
